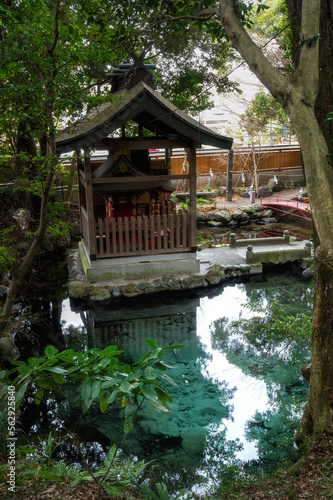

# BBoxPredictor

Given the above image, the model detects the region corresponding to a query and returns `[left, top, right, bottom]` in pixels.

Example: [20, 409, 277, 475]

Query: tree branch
[48, 1, 60, 56]
[158, 6, 219, 23]
[219, 0, 290, 106]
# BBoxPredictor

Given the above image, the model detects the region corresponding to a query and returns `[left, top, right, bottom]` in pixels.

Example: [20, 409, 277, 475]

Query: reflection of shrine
[73, 297, 234, 490]
[83, 299, 200, 363]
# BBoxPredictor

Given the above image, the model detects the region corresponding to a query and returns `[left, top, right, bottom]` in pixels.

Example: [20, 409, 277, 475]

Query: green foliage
[179, 199, 190, 208]
[196, 197, 211, 205]
[140, 482, 186, 500]
[95, 444, 149, 492]
[0, 245, 16, 275]
[240, 91, 291, 142]
[229, 298, 312, 351]
[0, 439, 149, 496]
[318, 468, 333, 498]
[1, 339, 184, 434]
[46, 201, 71, 239]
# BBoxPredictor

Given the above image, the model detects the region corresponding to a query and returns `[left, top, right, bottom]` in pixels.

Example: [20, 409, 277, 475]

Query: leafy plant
[179, 198, 190, 208]
[1, 440, 149, 496]
[95, 444, 149, 492]
[318, 468, 333, 499]
[196, 197, 211, 205]
[1, 339, 184, 435]
[140, 482, 186, 500]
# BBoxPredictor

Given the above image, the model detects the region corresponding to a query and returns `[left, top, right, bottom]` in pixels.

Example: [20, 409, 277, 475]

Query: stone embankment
[67, 249, 252, 302]
[197, 202, 277, 228]
[67, 232, 313, 303]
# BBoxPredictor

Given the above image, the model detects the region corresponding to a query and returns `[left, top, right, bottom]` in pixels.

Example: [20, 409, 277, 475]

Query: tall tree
[143, 0, 333, 441]
[0, 0, 236, 354]
[0, 0, 121, 344]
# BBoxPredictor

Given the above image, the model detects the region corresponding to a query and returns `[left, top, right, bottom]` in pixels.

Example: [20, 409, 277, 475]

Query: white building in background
[196, 65, 264, 140]
[197, 64, 297, 147]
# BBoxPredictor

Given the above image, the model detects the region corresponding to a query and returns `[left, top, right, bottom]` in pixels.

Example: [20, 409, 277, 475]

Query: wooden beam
[79, 169, 86, 187]
[186, 145, 197, 249]
[84, 150, 97, 257]
[92, 174, 189, 184]
[77, 151, 85, 236]
[97, 138, 192, 151]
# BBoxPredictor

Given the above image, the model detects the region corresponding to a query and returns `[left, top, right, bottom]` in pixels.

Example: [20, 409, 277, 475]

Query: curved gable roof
[55, 81, 233, 153]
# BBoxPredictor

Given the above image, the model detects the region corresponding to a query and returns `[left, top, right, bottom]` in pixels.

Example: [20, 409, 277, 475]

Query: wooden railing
[94, 211, 190, 258]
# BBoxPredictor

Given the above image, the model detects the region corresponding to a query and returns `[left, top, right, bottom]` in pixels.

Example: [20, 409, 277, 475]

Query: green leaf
[121, 364, 131, 375]
[98, 358, 111, 369]
[154, 360, 177, 370]
[106, 388, 119, 405]
[28, 357, 40, 367]
[56, 349, 75, 361]
[81, 378, 92, 402]
[155, 387, 173, 404]
[91, 379, 101, 400]
[161, 344, 186, 351]
[124, 399, 138, 434]
[144, 366, 157, 380]
[158, 372, 178, 388]
[48, 373, 65, 384]
[126, 369, 143, 381]
[34, 386, 44, 404]
[101, 377, 120, 389]
[100, 394, 108, 413]
[136, 351, 153, 364]
[146, 398, 170, 414]
[45, 366, 68, 374]
[119, 380, 130, 393]
[45, 345, 58, 358]
[145, 338, 157, 349]
[140, 484, 160, 500]
[15, 381, 29, 406]
[101, 345, 122, 357]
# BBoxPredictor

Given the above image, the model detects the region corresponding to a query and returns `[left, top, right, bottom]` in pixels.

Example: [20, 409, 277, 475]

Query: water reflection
[65, 297, 239, 491]
[19, 262, 312, 493]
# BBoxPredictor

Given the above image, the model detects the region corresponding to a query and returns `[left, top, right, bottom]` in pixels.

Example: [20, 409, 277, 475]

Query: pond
[16, 254, 312, 494]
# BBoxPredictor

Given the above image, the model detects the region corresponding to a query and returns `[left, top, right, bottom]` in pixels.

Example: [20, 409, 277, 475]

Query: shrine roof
[55, 80, 233, 153]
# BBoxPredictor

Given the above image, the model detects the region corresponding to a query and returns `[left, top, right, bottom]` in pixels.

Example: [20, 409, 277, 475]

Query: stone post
[283, 230, 290, 244]
[305, 241, 312, 257]
[229, 233, 237, 249]
[246, 245, 254, 263]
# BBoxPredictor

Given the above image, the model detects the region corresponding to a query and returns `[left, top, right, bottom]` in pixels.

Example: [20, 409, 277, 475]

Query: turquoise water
[18, 259, 312, 493]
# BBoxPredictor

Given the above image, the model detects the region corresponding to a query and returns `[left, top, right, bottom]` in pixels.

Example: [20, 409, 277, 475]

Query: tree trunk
[219, 0, 333, 440]
[0, 166, 55, 339]
[309, 241, 333, 433]
[64, 154, 77, 221]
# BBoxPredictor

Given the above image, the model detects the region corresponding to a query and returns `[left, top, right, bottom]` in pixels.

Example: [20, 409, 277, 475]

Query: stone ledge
[67, 249, 257, 302]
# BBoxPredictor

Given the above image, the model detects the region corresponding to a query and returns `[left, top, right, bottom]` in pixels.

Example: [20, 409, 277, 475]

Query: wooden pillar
[186, 144, 197, 250]
[77, 150, 85, 206]
[165, 148, 172, 170]
[84, 149, 97, 259]
[226, 149, 234, 202]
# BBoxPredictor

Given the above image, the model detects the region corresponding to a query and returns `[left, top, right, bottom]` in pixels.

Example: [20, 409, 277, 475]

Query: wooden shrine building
[56, 60, 233, 282]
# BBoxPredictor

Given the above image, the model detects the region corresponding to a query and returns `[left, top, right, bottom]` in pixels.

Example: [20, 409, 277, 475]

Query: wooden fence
[93, 211, 191, 259]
